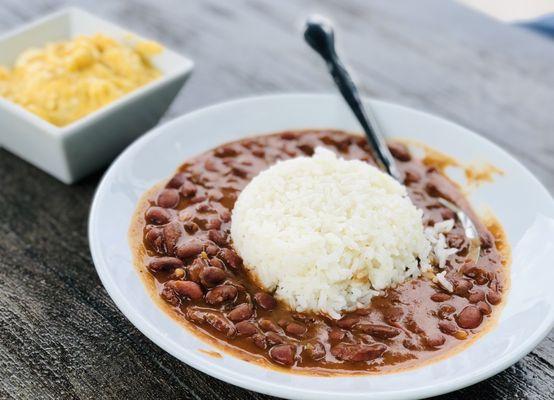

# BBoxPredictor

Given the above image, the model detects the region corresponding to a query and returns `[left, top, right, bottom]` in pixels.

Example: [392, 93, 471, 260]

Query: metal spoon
[303, 15, 481, 261]
[303, 15, 400, 180]
[438, 198, 481, 262]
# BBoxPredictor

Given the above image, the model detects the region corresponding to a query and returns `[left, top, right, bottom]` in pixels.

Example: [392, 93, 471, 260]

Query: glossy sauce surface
[134, 130, 507, 373]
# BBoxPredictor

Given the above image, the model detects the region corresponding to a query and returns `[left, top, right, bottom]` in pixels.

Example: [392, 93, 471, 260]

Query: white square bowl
[0, 7, 194, 184]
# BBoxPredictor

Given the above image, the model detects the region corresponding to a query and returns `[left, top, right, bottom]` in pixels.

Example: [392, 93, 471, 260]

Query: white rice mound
[231, 147, 433, 319]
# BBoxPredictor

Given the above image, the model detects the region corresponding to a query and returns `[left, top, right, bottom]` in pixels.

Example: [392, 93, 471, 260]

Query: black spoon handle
[304, 16, 401, 181]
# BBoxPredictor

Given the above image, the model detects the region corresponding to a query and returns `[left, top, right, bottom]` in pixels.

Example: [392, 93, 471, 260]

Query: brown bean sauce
[133, 130, 508, 373]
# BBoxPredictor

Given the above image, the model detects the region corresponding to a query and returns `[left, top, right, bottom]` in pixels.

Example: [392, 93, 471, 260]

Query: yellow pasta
[0, 34, 162, 126]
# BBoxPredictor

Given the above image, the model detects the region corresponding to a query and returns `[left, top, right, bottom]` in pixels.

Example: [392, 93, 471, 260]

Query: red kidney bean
[266, 332, 285, 346]
[214, 146, 238, 158]
[336, 315, 360, 329]
[431, 292, 452, 302]
[354, 309, 371, 317]
[258, 318, 281, 333]
[475, 273, 491, 286]
[205, 158, 219, 172]
[187, 258, 208, 283]
[145, 227, 164, 252]
[477, 301, 492, 315]
[329, 328, 346, 341]
[205, 218, 222, 230]
[304, 341, 326, 360]
[383, 306, 405, 324]
[208, 257, 225, 269]
[172, 280, 203, 300]
[403, 169, 421, 184]
[453, 279, 473, 297]
[225, 279, 246, 293]
[331, 343, 387, 362]
[253, 292, 277, 310]
[489, 280, 500, 291]
[175, 239, 203, 259]
[203, 312, 236, 337]
[480, 231, 494, 249]
[468, 290, 486, 304]
[460, 261, 476, 275]
[208, 230, 228, 246]
[208, 190, 224, 201]
[284, 148, 298, 157]
[437, 304, 456, 319]
[486, 290, 502, 305]
[269, 344, 296, 366]
[440, 208, 456, 220]
[145, 206, 170, 225]
[205, 241, 220, 256]
[281, 131, 296, 140]
[228, 303, 253, 322]
[424, 176, 455, 202]
[292, 313, 315, 323]
[147, 256, 183, 272]
[196, 203, 213, 213]
[163, 221, 182, 253]
[220, 210, 231, 222]
[462, 264, 491, 286]
[447, 234, 466, 249]
[183, 220, 199, 234]
[241, 140, 255, 150]
[232, 166, 248, 178]
[205, 285, 238, 305]
[293, 140, 313, 155]
[405, 316, 424, 334]
[424, 333, 446, 348]
[191, 194, 207, 203]
[402, 338, 421, 351]
[456, 306, 483, 329]
[252, 148, 265, 158]
[356, 323, 400, 339]
[161, 284, 180, 306]
[438, 320, 458, 335]
[166, 172, 187, 189]
[339, 137, 353, 150]
[157, 188, 180, 208]
[180, 180, 197, 197]
[235, 321, 258, 336]
[185, 308, 206, 323]
[285, 322, 307, 337]
[251, 333, 267, 349]
[388, 142, 411, 161]
[199, 266, 226, 287]
[219, 248, 242, 269]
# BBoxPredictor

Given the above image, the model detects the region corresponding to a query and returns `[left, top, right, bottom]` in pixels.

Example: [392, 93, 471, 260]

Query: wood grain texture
[0, 0, 552, 399]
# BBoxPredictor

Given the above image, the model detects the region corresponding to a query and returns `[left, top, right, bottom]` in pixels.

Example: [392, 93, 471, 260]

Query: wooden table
[1, 1, 552, 399]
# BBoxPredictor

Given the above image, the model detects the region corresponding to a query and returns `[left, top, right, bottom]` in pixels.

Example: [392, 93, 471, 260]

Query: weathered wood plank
[0, 0, 552, 399]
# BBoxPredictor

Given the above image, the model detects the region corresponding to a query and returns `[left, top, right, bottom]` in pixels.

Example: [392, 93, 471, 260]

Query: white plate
[89, 94, 554, 400]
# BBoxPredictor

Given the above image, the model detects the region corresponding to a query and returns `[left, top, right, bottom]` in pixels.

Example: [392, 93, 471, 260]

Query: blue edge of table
[520, 14, 554, 39]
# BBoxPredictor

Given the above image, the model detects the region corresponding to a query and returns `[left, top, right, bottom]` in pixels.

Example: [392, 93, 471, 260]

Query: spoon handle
[304, 16, 401, 180]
